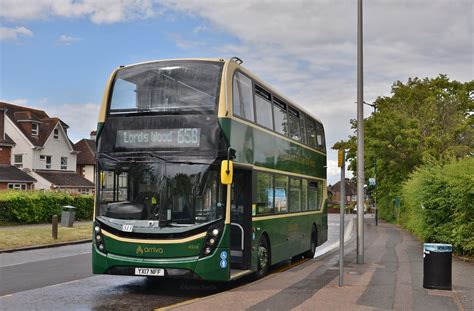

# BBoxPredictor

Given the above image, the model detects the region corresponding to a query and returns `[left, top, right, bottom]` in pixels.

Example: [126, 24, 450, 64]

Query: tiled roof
[0, 102, 69, 148]
[74, 139, 96, 165]
[0, 165, 36, 183]
[35, 170, 95, 188]
[329, 179, 357, 196]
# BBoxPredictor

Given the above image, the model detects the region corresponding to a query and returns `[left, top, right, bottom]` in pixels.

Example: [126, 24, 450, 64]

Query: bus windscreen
[109, 61, 223, 115]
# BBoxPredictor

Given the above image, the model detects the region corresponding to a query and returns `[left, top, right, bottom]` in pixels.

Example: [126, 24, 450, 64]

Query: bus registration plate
[135, 268, 164, 276]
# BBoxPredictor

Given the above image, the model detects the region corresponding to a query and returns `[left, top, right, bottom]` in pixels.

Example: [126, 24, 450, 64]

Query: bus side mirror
[221, 160, 233, 185]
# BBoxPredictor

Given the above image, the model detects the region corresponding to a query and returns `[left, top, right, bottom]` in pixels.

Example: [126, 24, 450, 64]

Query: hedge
[0, 191, 94, 224]
[400, 157, 474, 256]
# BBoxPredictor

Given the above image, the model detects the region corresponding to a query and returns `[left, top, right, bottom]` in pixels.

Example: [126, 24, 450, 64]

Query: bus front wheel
[304, 226, 317, 259]
[256, 237, 270, 279]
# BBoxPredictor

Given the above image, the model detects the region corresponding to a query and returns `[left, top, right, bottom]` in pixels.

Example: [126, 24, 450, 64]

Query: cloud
[25, 101, 100, 142]
[0, 26, 33, 41]
[158, 0, 472, 183]
[169, 33, 203, 49]
[327, 159, 353, 185]
[1, 98, 98, 142]
[0, 0, 156, 24]
[56, 34, 82, 45]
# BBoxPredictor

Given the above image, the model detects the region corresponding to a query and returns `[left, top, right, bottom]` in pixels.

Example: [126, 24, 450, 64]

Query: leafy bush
[0, 191, 94, 224]
[400, 157, 474, 256]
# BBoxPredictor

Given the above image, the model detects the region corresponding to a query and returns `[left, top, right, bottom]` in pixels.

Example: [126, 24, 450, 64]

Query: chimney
[0, 108, 6, 141]
[90, 130, 97, 141]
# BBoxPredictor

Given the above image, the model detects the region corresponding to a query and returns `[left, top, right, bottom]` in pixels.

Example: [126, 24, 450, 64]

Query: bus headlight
[200, 222, 224, 258]
[94, 222, 106, 254]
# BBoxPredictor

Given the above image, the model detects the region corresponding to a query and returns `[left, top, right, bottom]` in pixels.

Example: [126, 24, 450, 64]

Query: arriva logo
[136, 245, 164, 255]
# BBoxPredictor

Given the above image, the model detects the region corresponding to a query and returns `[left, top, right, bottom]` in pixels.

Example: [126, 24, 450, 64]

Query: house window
[8, 183, 27, 190]
[54, 128, 59, 139]
[31, 123, 39, 136]
[61, 157, 68, 170]
[42, 155, 52, 169]
[13, 154, 23, 168]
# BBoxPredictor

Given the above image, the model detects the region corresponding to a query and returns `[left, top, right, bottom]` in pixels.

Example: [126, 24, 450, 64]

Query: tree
[334, 75, 474, 221]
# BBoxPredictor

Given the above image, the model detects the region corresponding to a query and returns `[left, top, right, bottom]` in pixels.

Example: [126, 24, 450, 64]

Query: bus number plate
[135, 268, 164, 276]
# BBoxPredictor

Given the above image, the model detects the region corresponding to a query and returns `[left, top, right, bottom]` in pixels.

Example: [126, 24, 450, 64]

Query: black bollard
[52, 215, 58, 239]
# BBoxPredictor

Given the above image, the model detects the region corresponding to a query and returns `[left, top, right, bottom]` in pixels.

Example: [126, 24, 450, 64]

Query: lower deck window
[8, 183, 27, 190]
[254, 172, 322, 215]
[274, 176, 288, 213]
[255, 173, 274, 215]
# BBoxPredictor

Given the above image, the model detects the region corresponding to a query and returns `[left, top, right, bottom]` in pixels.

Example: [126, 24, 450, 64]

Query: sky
[0, 0, 472, 184]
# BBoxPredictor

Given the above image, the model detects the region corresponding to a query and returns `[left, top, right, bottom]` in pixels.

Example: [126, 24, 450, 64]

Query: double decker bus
[93, 57, 327, 281]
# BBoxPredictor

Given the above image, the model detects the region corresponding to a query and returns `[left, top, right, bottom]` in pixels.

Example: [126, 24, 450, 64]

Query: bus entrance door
[230, 169, 252, 270]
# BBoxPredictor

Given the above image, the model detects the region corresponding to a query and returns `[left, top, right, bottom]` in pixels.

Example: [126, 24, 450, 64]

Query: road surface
[0, 214, 349, 310]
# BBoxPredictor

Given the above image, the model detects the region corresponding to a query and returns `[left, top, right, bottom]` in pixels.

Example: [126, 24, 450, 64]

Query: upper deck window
[305, 116, 317, 148]
[315, 122, 326, 152]
[254, 85, 273, 130]
[232, 72, 254, 121]
[109, 61, 223, 115]
[273, 97, 288, 136]
[288, 106, 303, 142]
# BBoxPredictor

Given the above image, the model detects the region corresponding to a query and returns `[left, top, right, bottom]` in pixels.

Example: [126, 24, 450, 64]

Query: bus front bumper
[92, 244, 231, 281]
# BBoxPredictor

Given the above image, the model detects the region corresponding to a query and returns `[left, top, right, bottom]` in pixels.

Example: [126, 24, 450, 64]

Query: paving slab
[166, 217, 473, 311]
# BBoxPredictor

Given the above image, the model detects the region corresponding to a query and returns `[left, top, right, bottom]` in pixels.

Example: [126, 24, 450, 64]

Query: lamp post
[364, 101, 377, 226]
[356, 0, 364, 265]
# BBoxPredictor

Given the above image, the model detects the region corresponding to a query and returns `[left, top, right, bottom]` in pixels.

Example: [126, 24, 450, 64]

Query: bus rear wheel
[304, 226, 317, 259]
[256, 237, 269, 279]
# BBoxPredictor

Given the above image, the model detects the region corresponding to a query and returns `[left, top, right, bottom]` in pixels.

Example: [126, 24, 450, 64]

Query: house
[0, 108, 36, 190]
[74, 131, 96, 184]
[0, 102, 94, 194]
[328, 178, 357, 206]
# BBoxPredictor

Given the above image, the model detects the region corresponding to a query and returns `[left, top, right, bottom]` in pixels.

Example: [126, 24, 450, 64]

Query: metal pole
[357, 0, 365, 264]
[339, 151, 345, 286]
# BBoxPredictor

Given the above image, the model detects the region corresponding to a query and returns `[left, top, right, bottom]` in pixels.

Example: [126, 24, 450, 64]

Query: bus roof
[114, 57, 323, 125]
[227, 60, 323, 125]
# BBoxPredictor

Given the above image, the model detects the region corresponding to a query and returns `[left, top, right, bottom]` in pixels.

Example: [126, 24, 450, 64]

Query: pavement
[165, 216, 474, 311]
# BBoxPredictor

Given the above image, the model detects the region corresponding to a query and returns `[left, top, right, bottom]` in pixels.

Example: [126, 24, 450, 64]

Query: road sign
[369, 178, 376, 186]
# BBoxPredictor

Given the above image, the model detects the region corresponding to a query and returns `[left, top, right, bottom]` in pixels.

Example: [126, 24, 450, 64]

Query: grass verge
[0, 222, 92, 250]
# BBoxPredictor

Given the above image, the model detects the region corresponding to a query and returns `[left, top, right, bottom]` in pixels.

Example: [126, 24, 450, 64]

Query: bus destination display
[116, 128, 201, 148]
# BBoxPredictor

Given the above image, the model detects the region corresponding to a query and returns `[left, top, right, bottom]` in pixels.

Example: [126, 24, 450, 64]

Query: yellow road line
[273, 258, 310, 274]
[156, 297, 205, 311]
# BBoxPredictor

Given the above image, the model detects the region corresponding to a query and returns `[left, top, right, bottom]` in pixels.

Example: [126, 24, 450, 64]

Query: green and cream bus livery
[93, 57, 328, 281]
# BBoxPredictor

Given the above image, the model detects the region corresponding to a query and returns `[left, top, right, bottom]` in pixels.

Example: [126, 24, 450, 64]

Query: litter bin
[423, 243, 452, 290]
[61, 205, 76, 227]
